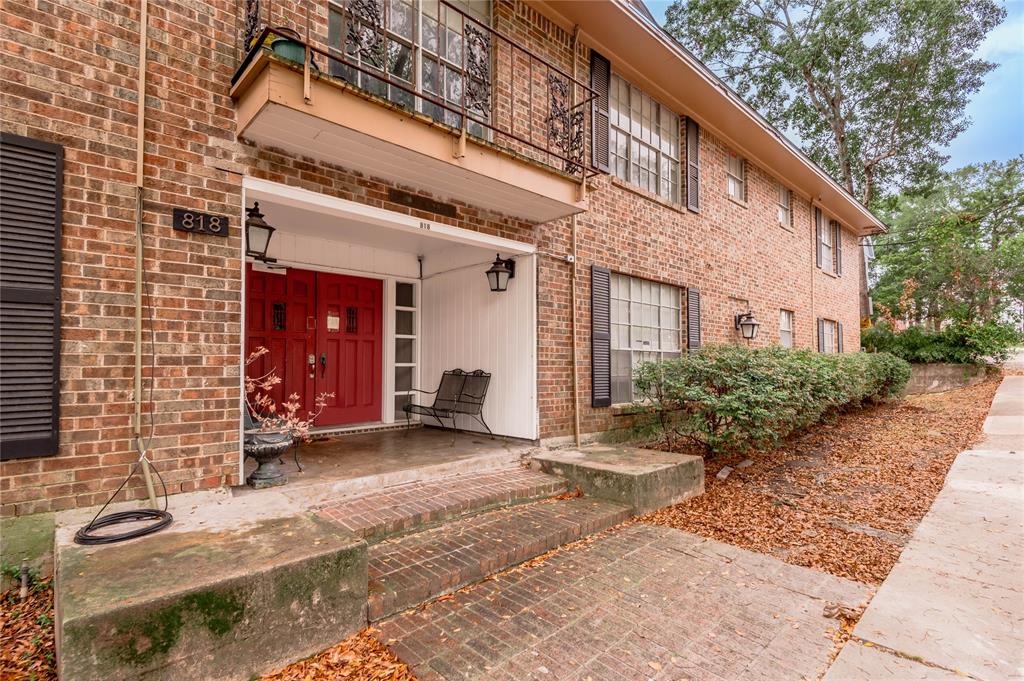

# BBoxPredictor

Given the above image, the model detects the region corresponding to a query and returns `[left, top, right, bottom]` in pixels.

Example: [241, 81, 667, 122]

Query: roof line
[618, 0, 887, 233]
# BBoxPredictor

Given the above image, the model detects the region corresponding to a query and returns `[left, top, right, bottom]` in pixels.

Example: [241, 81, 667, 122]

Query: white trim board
[242, 176, 536, 256]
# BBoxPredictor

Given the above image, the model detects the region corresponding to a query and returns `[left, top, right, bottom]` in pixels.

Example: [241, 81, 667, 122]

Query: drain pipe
[570, 24, 582, 448]
[134, 0, 158, 508]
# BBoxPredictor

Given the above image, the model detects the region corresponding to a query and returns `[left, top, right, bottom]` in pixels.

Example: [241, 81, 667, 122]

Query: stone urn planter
[244, 429, 293, 489]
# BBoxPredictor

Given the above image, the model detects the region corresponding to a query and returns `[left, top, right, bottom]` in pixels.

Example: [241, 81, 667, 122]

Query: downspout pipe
[134, 0, 158, 508]
[571, 24, 581, 448]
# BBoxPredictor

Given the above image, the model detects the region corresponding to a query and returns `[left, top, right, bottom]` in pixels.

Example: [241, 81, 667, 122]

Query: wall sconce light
[735, 311, 761, 340]
[245, 202, 277, 262]
[485, 254, 516, 292]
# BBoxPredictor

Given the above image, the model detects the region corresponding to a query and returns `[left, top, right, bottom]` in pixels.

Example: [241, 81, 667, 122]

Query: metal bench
[403, 369, 492, 437]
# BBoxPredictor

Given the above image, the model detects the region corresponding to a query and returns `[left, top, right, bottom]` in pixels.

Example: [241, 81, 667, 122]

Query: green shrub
[862, 321, 1021, 364]
[632, 345, 910, 456]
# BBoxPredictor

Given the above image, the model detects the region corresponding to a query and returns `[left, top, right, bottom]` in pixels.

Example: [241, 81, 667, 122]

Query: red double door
[246, 264, 383, 427]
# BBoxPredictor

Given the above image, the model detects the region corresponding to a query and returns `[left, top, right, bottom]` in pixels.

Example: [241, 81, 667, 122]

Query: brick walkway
[367, 497, 630, 620]
[375, 523, 868, 680]
[317, 468, 566, 543]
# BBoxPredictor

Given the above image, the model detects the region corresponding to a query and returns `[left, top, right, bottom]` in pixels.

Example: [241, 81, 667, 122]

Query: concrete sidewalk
[826, 375, 1024, 680]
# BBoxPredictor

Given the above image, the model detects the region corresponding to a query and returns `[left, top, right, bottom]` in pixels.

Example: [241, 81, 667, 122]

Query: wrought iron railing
[235, 0, 600, 181]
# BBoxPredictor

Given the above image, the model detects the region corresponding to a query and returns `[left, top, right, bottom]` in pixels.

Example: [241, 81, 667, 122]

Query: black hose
[73, 455, 173, 545]
[74, 247, 173, 546]
[73, 509, 173, 545]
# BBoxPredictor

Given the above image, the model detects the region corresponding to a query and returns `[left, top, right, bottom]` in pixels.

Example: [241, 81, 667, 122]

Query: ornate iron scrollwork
[464, 25, 491, 119]
[346, 0, 385, 68]
[243, 0, 261, 50]
[546, 74, 584, 174]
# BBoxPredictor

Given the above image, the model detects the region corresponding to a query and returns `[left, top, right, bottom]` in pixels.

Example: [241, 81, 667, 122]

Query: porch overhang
[231, 54, 588, 224]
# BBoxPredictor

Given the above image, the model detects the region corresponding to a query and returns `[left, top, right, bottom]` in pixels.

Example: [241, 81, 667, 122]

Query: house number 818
[172, 208, 229, 237]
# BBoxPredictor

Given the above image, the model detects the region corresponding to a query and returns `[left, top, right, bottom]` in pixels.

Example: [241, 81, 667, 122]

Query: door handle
[320, 353, 327, 378]
[308, 353, 315, 379]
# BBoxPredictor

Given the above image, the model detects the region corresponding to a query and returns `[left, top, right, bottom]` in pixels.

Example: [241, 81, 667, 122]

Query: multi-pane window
[609, 74, 681, 203]
[393, 281, 418, 417]
[328, 0, 491, 137]
[779, 309, 794, 348]
[726, 154, 745, 202]
[821, 319, 838, 354]
[820, 219, 834, 274]
[776, 183, 791, 227]
[610, 273, 682, 403]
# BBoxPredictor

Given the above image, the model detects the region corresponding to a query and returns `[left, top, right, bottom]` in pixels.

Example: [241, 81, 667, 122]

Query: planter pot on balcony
[271, 37, 306, 64]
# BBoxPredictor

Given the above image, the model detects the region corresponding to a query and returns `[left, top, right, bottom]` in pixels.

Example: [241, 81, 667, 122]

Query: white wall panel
[269, 231, 420, 279]
[420, 254, 537, 440]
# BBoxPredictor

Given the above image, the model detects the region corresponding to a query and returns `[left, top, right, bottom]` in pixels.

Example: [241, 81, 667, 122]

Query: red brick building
[0, 0, 883, 516]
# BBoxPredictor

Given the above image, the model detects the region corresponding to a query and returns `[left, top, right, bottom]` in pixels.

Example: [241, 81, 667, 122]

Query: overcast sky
[644, 0, 1024, 171]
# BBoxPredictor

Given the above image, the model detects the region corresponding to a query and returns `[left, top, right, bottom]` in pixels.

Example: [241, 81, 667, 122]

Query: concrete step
[366, 496, 631, 621]
[317, 468, 567, 544]
[55, 512, 367, 681]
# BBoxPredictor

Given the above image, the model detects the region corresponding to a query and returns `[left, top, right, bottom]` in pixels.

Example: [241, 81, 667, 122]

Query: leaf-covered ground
[642, 376, 1001, 585]
[4, 375, 1000, 680]
[0, 580, 56, 681]
[261, 628, 416, 681]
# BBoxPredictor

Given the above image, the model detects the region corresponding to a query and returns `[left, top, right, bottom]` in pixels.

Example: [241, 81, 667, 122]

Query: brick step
[366, 496, 631, 621]
[317, 468, 568, 544]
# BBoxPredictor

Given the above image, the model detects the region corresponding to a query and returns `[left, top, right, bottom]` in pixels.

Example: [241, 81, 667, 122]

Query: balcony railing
[235, 0, 601, 181]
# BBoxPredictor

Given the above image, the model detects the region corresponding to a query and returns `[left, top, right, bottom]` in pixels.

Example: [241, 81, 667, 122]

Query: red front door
[245, 264, 315, 415]
[245, 265, 383, 427]
[315, 272, 383, 425]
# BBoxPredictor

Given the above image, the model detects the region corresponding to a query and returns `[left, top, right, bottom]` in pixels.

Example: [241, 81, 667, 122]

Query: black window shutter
[0, 134, 63, 460]
[589, 50, 611, 174]
[833, 221, 843, 276]
[837, 322, 844, 353]
[591, 265, 612, 408]
[817, 318, 825, 352]
[685, 118, 700, 212]
[814, 208, 823, 269]
[686, 287, 701, 351]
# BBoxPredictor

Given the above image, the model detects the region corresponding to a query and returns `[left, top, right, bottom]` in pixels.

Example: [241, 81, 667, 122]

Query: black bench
[403, 369, 492, 437]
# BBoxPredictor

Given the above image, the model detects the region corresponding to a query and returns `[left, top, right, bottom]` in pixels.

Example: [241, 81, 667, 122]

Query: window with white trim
[820, 218, 834, 274]
[610, 273, 682, 403]
[779, 309, 794, 348]
[776, 183, 791, 227]
[821, 319, 838, 354]
[609, 74, 681, 203]
[393, 281, 419, 417]
[328, 0, 492, 138]
[727, 153, 745, 202]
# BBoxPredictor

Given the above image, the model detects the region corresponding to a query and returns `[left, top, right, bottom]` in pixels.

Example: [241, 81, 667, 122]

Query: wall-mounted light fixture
[485, 254, 516, 292]
[734, 311, 761, 340]
[245, 202, 277, 262]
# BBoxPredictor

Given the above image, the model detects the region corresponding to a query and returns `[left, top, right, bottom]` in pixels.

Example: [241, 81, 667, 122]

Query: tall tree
[870, 156, 1024, 326]
[664, 0, 1005, 206]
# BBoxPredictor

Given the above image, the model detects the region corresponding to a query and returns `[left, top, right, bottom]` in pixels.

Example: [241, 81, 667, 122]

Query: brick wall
[535, 126, 861, 440]
[1, 0, 863, 514]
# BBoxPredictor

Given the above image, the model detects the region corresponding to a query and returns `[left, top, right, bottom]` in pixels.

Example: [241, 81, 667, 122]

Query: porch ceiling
[255, 199, 502, 274]
[232, 56, 587, 224]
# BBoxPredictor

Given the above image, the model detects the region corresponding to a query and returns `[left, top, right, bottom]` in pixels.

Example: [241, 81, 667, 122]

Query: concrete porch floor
[239, 426, 537, 506]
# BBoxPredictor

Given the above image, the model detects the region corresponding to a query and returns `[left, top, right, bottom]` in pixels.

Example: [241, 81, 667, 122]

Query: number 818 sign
[172, 208, 229, 237]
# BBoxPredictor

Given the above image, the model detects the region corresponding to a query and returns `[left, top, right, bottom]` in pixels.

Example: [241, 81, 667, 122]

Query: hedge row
[633, 345, 911, 456]
[861, 321, 1022, 365]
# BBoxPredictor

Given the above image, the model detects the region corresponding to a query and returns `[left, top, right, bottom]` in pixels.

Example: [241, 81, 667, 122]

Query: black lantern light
[735, 311, 761, 340]
[485, 254, 516, 292]
[245, 201, 276, 262]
